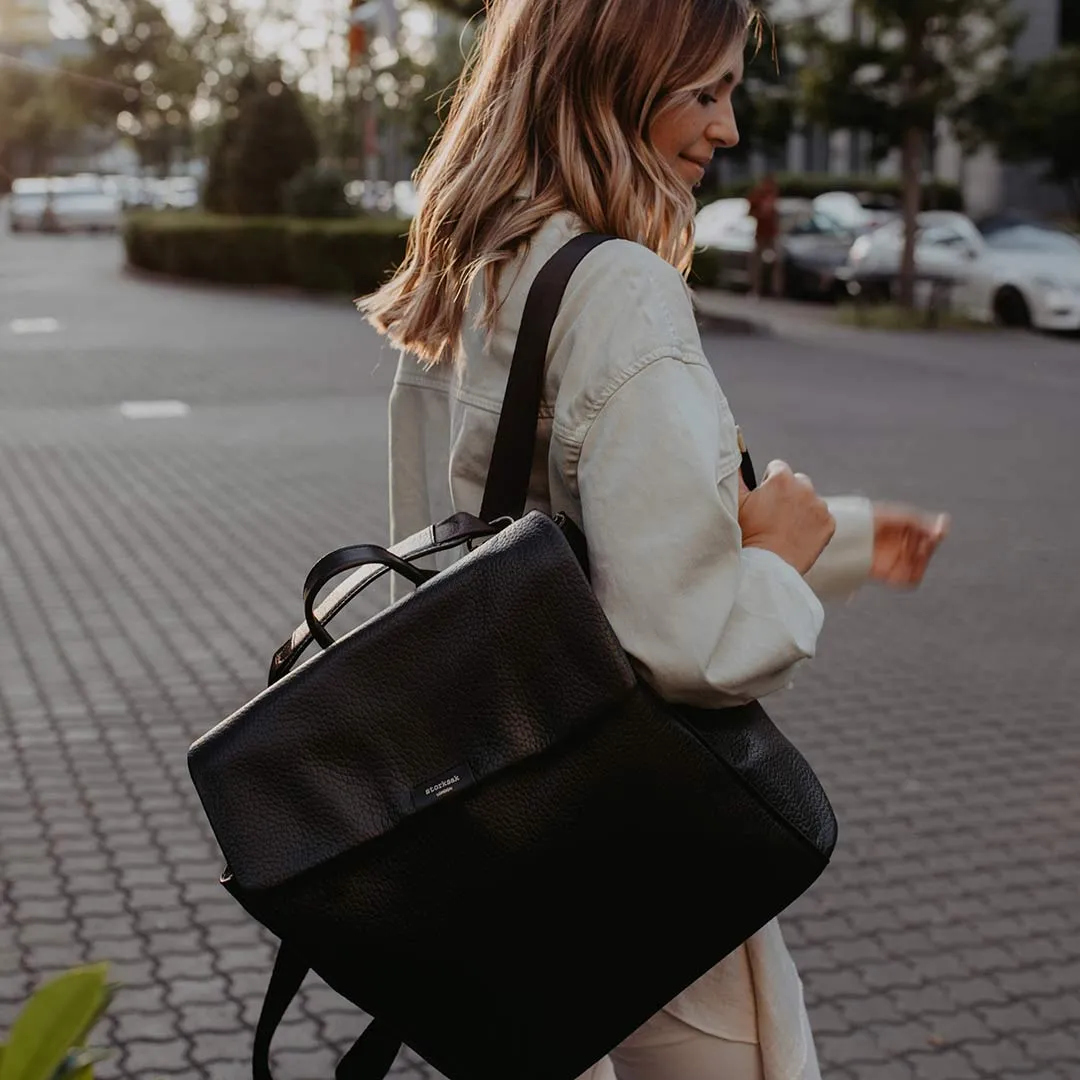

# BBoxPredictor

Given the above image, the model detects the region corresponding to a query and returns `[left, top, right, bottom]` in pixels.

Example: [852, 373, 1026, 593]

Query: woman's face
[650, 52, 744, 190]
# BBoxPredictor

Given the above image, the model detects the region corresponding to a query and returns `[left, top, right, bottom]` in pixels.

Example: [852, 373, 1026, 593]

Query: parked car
[812, 191, 896, 235]
[7, 178, 51, 232]
[151, 176, 200, 210]
[694, 197, 858, 300]
[7, 176, 121, 234]
[109, 175, 159, 210]
[52, 177, 122, 232]
[843, 210, 982, 285]
[392, 180, 419, 219]
[693, 196, 750, 244]
[345, 179, 396, 214]
[842, 211, 1080, 331]
[958, 223, 1080, 332]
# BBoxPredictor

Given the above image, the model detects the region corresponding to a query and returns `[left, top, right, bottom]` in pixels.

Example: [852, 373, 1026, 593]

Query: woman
[359, 1, 949, 1077]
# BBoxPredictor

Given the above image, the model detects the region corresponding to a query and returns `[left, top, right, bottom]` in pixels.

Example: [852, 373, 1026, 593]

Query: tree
[424, 0, 797, 176]
[376, 13, 478, 165]
[798, 0, 1019, 306]
[69, 0, 203, 174]
[206, 69, 318, 214]
[424, 0, 484, 19]
[730, 15, 796, 167]
[961, 46, 1080, 218]
[67, 0, 257, 175]
[202, 69, 261, 211]
[0, 63, 84, 180]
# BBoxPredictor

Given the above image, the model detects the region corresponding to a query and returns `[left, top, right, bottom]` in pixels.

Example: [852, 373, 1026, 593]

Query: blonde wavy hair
[359, 0, 757, 366]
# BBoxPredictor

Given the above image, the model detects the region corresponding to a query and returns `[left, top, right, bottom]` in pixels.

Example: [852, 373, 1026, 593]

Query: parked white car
[345, 179, 396, 214]
[844, 211, 1080, 331]
[693, 197, 750, 247]
[130, 175, 200, 211]
[812, 191, 896, 235]
[7, 176, 121, 234]
[7, 178, 51, 232]
[392, 180, 420, 220]
[960, 223, 1080, 332]
[694, 197, 858, 299]
[52, 178, 123, 232]
[844, 211, 982, 282]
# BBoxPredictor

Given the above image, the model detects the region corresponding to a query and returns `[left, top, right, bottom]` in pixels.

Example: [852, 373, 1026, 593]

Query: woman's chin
[679, 158, 707, 186]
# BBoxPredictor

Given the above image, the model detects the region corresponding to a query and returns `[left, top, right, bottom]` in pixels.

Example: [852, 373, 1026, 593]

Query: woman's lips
[681, 156, 706, 180]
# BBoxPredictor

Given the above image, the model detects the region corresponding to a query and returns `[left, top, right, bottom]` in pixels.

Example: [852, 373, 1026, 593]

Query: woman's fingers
[762, 459, 791, 483]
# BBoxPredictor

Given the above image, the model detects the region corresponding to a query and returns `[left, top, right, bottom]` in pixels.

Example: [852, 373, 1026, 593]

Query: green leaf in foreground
[0, 966, 109, 1080]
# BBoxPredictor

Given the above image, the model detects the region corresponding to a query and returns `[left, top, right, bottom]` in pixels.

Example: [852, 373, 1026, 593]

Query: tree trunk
[158, 141, 174, 179]
[898, 124, 924, 309]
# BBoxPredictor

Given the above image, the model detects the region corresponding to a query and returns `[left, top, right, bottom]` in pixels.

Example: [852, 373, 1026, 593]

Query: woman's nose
[708, 105, 739, 150]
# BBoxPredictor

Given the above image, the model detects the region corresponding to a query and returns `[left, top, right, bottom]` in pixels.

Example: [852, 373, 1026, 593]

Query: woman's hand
[871, 503, 950, 587]
[738, 460, 836, 575]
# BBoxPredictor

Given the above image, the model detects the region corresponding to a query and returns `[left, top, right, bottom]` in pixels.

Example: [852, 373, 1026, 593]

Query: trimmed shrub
[283, 166, 355, 220]
[288, 217, 410, 295]
[124, 211, 741, 298]
[123, 212, 410, 296]
[124, 214, 293, 286]
[689, 246, 724, 289]
[205, 72, 318, 217]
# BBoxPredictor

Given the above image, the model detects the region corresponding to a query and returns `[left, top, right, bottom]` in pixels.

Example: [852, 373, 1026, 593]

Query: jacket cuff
[742, 546, 826, 638]
[804, 496, 875, 603]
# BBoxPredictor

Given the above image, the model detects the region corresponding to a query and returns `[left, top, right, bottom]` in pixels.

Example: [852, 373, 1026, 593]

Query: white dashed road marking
[119, 400, 191, 419]
[9, 317, 61, 334]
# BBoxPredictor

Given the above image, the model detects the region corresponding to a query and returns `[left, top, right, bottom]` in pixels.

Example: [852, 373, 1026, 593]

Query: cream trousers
[576, 1005, 822, 1080]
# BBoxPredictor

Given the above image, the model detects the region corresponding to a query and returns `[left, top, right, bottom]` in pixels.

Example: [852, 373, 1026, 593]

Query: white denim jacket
[388, 209, 873, 1080]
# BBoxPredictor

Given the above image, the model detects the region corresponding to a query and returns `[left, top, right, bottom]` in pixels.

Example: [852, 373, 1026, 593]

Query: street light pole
[348, 0, 382, 182]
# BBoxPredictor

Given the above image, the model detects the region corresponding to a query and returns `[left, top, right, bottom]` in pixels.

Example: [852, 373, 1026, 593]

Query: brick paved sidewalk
[1, 237, 1078, 1079]
[0, 399, 440, 1079]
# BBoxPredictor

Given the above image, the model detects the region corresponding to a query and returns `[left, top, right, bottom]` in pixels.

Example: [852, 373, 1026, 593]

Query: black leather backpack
[188, 233, 837, 1080]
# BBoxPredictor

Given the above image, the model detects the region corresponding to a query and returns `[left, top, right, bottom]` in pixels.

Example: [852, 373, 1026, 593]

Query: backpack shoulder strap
[479, 232, 617, 523]
[253, 943, 401, 1080]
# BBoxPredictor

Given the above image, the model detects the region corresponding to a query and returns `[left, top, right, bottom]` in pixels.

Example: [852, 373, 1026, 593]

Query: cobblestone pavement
[1, 235, 1078, 1080]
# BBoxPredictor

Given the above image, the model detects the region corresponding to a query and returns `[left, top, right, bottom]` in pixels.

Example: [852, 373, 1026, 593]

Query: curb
[693, 306, 772, 336]
[121, 263, 360, 307]
[692, 290, 774, 336]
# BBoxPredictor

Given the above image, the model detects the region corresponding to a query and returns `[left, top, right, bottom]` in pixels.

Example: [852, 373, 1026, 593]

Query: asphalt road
[1, 233, 1078, 1080]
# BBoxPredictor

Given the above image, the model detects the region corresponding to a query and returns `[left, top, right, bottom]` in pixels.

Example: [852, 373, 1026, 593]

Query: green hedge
[689, 247, 724, 289]
[122, 208, 838, 298]
[709, 172, 964, 211]
[123, 212, 410, 295]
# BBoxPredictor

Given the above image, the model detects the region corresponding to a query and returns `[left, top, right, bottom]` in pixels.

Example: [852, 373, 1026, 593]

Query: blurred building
[0, 0, 50, 48]
[991, 0, 1077, 217]
[0, 0, 90, 68]
[757, 0, 1076, 219]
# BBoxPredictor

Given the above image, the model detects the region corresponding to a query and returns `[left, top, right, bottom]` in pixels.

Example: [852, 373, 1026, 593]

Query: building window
[1063, 0, 1080, 45]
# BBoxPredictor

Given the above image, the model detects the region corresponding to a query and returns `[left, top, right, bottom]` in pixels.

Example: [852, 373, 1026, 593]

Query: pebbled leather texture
[678, 698, 838, 858]
[189, 511, 837, 1080]
[191, 513, 638, 892]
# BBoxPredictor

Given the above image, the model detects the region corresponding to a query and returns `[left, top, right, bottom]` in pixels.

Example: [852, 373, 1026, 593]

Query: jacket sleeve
[805, 496, 875, 603]
[575, 354, 825, 708]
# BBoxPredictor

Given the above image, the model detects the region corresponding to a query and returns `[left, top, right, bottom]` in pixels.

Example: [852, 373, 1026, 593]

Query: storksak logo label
[412, 762, 475, 809]
[426, 775, 460, 797]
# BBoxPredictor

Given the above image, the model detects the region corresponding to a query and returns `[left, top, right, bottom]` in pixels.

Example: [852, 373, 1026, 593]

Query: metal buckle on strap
[467, 515, 514, 553]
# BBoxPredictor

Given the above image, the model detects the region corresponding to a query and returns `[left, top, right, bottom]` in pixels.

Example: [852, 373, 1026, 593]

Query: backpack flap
[188, 512, 637, 892]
